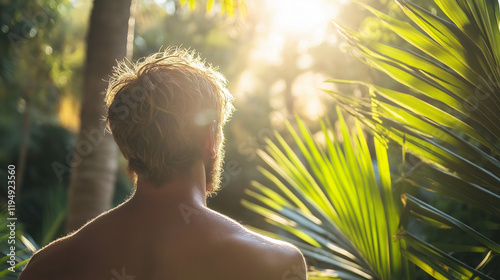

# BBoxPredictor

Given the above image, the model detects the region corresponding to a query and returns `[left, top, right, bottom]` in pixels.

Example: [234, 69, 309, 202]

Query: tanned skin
[19, 127, 307, 280]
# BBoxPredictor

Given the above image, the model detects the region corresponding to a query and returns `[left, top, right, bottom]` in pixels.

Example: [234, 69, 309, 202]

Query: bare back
[20, 198, 307, 280]
[19, 48, 309, 280]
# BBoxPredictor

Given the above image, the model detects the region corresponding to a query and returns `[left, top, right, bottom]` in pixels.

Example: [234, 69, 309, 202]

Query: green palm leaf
[242, 109, 402, 279]
[325, 0, 500, 277]
[243, 0, 499, 278]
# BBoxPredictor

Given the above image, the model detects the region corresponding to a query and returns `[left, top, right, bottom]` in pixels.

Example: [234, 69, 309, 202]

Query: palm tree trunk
[65, 0, 133, 233]
[16, 81, 32, 197]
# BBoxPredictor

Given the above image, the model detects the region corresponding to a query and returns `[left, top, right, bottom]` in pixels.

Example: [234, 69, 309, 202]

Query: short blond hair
[105, 48, 234, 182]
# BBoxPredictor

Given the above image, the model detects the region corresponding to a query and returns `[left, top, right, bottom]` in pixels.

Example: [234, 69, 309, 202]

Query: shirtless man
[19, 48, 307, 280]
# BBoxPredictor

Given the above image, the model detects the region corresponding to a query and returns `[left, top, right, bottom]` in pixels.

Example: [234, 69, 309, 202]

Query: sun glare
[240, 0, 343, 122]
[272, 0, 337, 35]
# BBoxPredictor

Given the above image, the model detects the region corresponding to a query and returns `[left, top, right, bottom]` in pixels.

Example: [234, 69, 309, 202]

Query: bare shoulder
[226, 228, 307, 280]
[19, 207, 120, 280]
[19, 232, 77, 280]
[205, 210, 307, 280]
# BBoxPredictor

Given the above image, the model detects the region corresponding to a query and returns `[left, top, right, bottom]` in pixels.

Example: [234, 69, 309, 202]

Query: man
[20, 48, 307, 280]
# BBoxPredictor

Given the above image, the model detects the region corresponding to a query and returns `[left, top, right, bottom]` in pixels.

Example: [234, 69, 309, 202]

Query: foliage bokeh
[1, 0, 498, 278]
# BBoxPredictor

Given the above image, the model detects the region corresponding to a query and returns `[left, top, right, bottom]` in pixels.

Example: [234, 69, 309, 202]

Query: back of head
[105, 48, 234, 192]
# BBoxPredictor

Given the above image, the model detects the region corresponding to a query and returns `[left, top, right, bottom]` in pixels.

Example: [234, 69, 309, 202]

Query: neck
[129, 159, 208, 208]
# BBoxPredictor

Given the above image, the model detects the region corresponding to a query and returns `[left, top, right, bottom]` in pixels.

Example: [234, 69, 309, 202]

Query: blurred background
[3, 1, 495, 276]
[0, 0, 374, 244]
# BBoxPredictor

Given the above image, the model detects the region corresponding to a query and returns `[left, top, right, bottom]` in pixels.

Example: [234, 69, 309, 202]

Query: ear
[205, 120, 217, 159]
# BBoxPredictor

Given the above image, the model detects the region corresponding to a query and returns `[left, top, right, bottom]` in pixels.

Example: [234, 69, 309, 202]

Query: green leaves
[400, 231, 494, 280]
[325, 0, 500, 278]
[0, 208, 38, 279]
[242, 109, 402, 279]
[245, 0, 500, 279]
[401, 194, 500, 255]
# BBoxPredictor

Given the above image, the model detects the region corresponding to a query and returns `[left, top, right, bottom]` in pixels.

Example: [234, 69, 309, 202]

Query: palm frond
[326, 0, 500, 277]
[242, 109, 402, 279]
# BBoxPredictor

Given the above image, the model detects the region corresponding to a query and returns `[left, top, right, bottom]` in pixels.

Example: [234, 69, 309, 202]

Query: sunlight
[58, 95, 80, 132]
[293, 72, 330, 120]
[272, 0, 337, 35]
[246, 0, 340, 68]
[239, 0, 343, 122]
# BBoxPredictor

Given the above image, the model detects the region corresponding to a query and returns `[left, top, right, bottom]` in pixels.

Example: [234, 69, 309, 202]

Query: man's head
[105, 48, 234, 195]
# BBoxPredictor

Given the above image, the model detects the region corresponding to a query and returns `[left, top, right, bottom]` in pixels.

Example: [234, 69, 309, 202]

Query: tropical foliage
[0, 186, 67, 277]
[244, 0, 500, 279]
[242, 110, 403, 279]
[0, 208, 38, 279]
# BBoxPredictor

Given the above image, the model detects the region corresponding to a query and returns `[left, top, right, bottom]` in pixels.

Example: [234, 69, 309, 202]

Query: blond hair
[105, 48, 234, 183]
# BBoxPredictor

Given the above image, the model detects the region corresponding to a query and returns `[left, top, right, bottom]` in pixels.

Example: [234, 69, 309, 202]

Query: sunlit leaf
[243, 110, 401, 279]
[328, 0, 500, 278]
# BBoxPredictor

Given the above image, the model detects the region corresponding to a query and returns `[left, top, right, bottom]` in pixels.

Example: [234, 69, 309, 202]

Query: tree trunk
[16, 80, 32, 197]
[65, 0, 133, 233]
